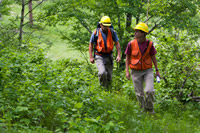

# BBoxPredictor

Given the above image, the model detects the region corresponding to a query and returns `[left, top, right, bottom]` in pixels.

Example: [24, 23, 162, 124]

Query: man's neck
[136, 37, 146, 43]
[101, 28, 108, 33]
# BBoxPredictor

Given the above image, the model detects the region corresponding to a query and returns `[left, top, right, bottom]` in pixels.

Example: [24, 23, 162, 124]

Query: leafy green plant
[154, 30, 200, 102]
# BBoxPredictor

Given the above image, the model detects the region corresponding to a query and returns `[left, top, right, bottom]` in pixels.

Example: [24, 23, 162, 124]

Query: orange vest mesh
[129, 39, 153, 70]
[95, 29, 114, 54]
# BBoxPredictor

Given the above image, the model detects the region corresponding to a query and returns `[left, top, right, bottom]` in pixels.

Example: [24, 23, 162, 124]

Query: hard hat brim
[134, 27, 148, 33]
[102, 23, 111, 26]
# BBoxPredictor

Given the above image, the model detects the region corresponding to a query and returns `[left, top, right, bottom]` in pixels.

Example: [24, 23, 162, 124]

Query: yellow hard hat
[100, 16, 111, 26]
[134, 22, 149, 33]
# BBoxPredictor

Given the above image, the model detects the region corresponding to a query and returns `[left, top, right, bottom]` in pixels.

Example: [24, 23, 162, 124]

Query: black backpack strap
[93, 28, 99, 57]
[94, 28, 99, 43]
[142, 40, 150, 55]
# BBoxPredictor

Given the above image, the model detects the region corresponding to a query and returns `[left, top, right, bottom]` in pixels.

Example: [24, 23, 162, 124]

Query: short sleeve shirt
[125, 40, 157, 56]
[90, 28, 119, 45]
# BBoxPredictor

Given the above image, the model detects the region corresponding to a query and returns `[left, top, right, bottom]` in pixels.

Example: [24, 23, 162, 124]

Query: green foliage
[0, 2, 200, 132]
[0, 0, 12, 15]
[149, 0, 200, 34]
[1, 24, 200, 131]
[38, 0, 200, 59]
[1, 31, 200, 132]
[154, 30, 200, 102]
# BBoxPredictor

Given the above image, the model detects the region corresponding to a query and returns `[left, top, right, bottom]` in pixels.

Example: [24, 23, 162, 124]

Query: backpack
[93, 22, 114, 57]
[94, 22, 114, 43]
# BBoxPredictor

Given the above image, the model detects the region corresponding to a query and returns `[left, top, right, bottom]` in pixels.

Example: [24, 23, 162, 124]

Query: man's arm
[115, 41, 121, 62]
[89, 42, 94, 64]
[151, 55, 160, 77]
[125, 54, 130, 80]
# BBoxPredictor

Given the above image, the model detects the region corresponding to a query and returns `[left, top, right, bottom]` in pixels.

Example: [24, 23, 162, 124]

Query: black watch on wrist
[156, 68, 159, 71]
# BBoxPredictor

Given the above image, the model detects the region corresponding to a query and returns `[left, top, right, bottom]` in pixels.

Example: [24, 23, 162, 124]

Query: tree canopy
[40, 0, 200, 47]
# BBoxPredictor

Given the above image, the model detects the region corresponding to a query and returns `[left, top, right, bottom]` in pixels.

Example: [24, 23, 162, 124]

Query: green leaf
[20, 118, 30, 125]
[74, 102, 83, 109]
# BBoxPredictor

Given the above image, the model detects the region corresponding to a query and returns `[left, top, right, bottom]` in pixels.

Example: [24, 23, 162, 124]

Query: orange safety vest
[95, 29, 114, 55]
[129, 39, 153, 70]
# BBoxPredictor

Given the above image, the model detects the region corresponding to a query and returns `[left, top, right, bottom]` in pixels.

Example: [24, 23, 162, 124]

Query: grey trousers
[131, 68, 154, 110]
[95, 55, 113, 87]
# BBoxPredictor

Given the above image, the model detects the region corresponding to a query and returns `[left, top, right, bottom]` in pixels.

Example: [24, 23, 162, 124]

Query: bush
[154, 31, 200, 102]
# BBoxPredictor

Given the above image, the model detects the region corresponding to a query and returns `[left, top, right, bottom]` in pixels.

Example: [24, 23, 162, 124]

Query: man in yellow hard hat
[89, 16, 121, 88]
[125, 22, 160, 114]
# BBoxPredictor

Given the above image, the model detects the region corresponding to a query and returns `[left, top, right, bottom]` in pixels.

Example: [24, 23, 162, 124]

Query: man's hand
[90, 57, 95, 64]
[156, 71, 160, 78]
[126, 71, 130, 80]
[116, 55, 121, 63]
[115, 41, 121, 63]
[89, 43, 94, 64]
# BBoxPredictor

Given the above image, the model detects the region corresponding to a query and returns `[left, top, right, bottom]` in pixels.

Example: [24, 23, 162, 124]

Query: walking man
[89, 16, 121, 87]
[125, 22, 160, 114]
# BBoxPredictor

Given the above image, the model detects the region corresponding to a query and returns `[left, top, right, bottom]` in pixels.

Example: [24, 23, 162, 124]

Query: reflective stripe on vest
[95, 29, 114, 54]
[129, 39, 153, 70]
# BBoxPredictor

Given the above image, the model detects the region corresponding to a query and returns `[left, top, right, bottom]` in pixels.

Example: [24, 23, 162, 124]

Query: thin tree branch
[79, 20, 92, 34]
[148, 22, 161, 33]
[144, 16, 153, 23]
[22, 14, 50, 27]
[73, 8, 92, 34]
[22, 19, 34, 26]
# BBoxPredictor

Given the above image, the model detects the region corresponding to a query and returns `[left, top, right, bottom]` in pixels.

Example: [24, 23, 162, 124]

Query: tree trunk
[126, 13, 132, 33]
[29, 0, 33, 26]
[146, 0, 150, 24]
[19, 0, 25, 44]
[0, 0, 2, 20]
